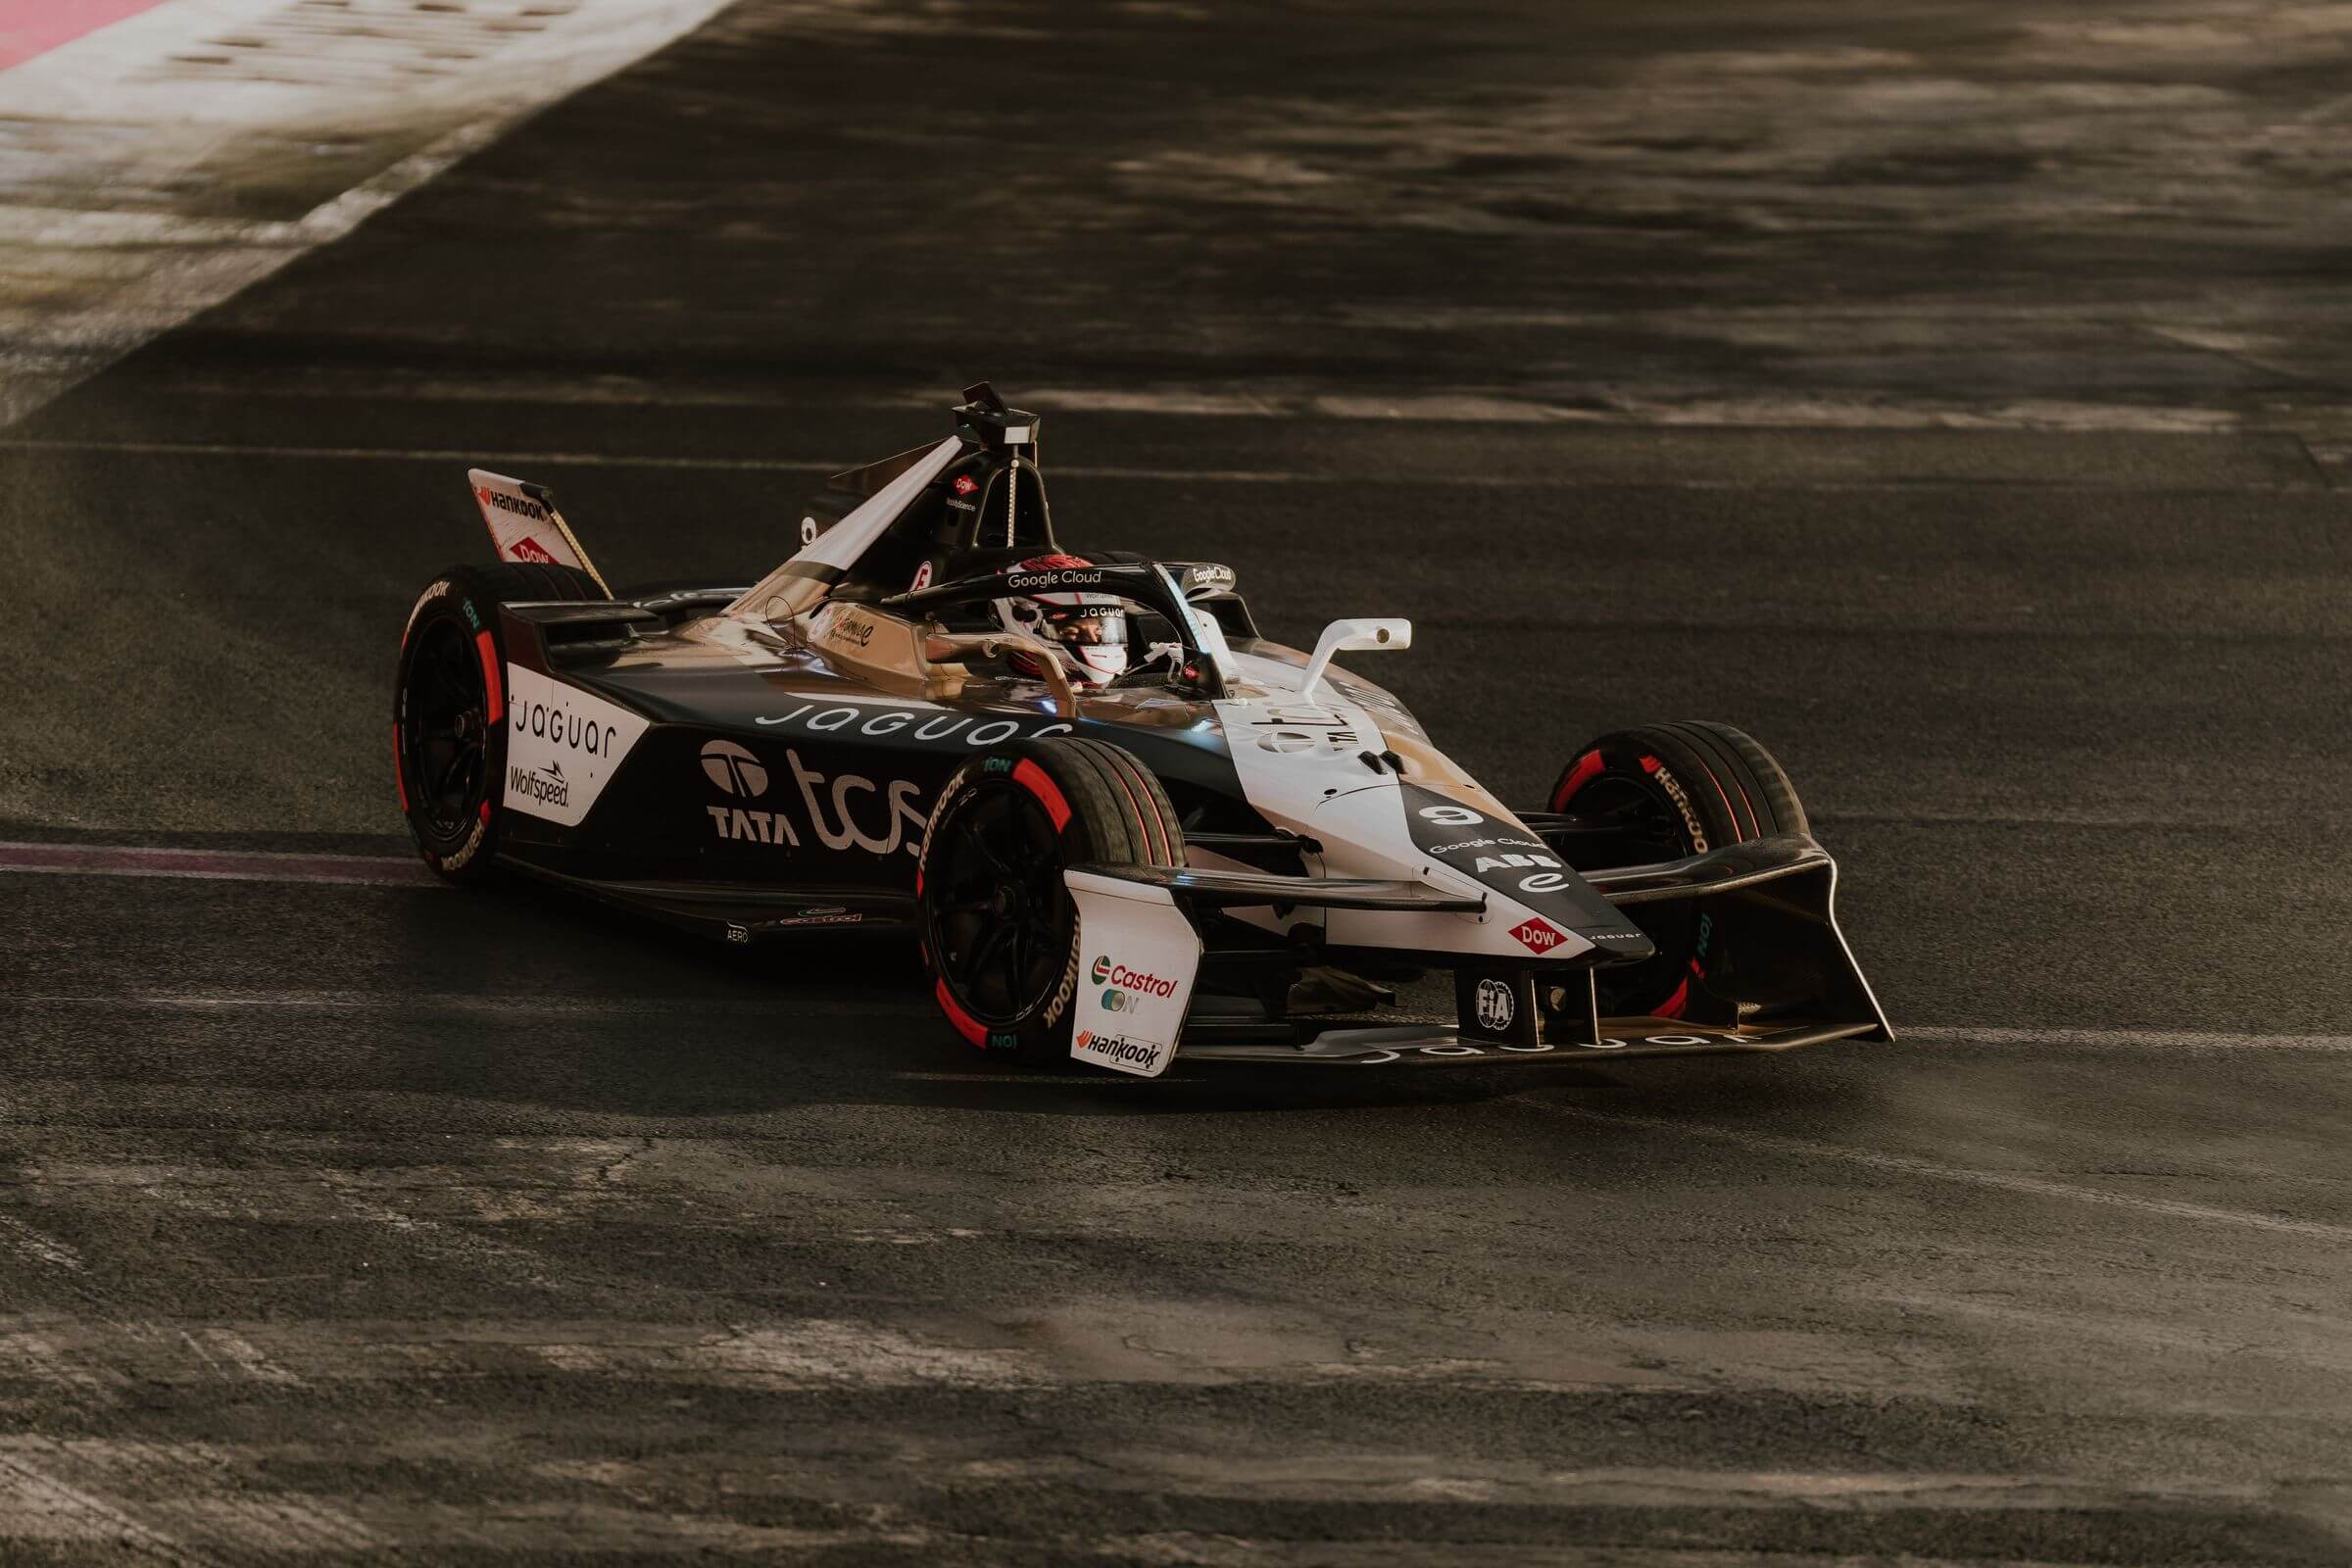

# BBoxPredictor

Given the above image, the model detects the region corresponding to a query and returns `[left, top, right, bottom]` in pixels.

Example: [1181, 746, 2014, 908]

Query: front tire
[394, 563, 604, 884]
[1549, 720, 1807, 1019]
[917, 737, 1184, 1062]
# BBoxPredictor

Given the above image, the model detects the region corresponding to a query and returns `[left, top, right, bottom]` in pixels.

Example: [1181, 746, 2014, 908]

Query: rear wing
[468, 468, 610, 595]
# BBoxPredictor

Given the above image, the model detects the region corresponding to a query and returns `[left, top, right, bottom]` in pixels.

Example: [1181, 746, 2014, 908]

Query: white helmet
[993, 554, 1129, 688]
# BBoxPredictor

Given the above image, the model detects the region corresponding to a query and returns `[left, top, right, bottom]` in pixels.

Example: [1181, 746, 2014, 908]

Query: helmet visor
[1045, 610, 1126, 648]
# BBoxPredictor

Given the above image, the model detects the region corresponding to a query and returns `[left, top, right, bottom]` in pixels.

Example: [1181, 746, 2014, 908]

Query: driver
[992, 555, 1130, 687]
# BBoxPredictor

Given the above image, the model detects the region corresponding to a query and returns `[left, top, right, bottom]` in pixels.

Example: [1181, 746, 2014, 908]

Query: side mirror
[1298, 617, 1410, 699]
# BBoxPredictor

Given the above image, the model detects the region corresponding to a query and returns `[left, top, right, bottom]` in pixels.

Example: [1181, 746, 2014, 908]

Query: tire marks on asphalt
[0, 1445, 212, 1565]
[6, 977, 2345, 1052]
[0, 1436, 381, 1562]
[1523, 1101, 2352, 1244]
[0, 841, 433, 887]
[0, 1212, 84, 1273]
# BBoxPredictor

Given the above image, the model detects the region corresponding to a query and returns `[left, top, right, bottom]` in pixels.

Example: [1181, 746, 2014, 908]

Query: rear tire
[394, 563, 604, 884]
[1548, 720, 1807, 1018]
[917, 737, 1184, 1063]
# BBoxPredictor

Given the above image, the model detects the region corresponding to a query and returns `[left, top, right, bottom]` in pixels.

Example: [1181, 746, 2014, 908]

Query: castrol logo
[1090, 955, 1178, 998]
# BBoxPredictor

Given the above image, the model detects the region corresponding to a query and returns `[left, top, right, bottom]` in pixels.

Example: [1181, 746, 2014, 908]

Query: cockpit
[728, 385, 1256, 709]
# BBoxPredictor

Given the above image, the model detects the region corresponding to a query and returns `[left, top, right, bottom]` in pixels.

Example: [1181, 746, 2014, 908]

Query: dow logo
[701, 740, 768, 798]
[1511, 917, 1568, 955]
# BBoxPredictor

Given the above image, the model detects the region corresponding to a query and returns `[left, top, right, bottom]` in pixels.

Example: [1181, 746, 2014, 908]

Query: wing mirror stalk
[1299, 618, 1411, 700]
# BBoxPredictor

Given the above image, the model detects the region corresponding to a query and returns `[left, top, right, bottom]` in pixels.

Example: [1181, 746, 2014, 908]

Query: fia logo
[1473, 978, 1516, 1032]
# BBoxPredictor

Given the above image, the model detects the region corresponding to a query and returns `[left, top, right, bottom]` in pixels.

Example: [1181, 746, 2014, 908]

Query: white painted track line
[0, 841, 432, 887]
[12, 991, 931, 1018]
[0, 436, 2320, 493]
[1906, 1024, 2352, 1053]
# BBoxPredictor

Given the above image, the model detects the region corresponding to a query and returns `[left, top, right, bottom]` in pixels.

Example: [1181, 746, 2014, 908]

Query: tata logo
[701, 740, 768, 797]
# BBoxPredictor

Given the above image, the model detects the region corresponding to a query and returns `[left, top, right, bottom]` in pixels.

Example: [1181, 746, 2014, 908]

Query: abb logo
[510, 535, 558, 564]
[1511, 917, 1568, 954]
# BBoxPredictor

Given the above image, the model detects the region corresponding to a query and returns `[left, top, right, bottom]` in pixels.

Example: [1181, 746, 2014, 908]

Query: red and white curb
[0, 841, 429, 887]
[0, 0, 745, 427]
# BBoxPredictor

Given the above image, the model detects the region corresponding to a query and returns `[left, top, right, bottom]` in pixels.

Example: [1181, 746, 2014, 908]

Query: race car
[394, 384, 1888, 1075]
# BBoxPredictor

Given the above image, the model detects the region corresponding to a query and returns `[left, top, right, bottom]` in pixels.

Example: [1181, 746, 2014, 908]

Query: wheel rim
[925, 782, 1071, 1025]
[403, 618, 490, 839]
[1565, 769, 1700, 1013]
[1563, 773, 1688, 867]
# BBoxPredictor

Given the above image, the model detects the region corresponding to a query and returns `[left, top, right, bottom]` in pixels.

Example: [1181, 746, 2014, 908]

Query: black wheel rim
[925, 782, 1071, 1025]
[1564, 774, 1688, 868]
[403, 618, 490, 840]
[1566, 770, 1700, 1013]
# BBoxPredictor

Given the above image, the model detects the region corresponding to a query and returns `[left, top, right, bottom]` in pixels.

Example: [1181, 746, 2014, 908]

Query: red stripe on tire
[475, 631, 504, 725]
[1011, 760, 1071, 831]
[934, 977, 987, 1046]
[1098, 753, 1160, 863]
[1552, 750, 1605, 810]
[1693, 765, 1741, 840]
[1656, 978, 1690, 1019]
[393, 723, 409, 812]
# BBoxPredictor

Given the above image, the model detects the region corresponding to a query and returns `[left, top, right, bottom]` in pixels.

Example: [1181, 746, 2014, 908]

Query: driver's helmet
[993, 554, 1128, 687]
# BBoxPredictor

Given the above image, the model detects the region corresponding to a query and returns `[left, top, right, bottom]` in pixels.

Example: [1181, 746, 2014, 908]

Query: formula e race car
[393, 385, 1888, 1075]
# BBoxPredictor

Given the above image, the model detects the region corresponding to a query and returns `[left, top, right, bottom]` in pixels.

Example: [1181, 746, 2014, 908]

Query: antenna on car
[953, 383, 1044, 547]
[953, 384, 1040, 458]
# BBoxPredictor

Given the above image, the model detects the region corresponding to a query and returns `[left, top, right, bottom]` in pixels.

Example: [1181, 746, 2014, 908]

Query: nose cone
[1396, 780, 1653, 957]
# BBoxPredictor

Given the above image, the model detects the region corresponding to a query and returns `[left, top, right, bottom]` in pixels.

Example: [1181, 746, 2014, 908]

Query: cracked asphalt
[1, 1, 2349, 1562]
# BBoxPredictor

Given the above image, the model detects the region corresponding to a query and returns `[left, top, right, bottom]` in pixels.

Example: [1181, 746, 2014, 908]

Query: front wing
[1064, 834, 1889, 1076]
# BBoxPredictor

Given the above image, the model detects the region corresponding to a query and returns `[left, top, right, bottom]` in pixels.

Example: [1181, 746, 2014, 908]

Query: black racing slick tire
[917, 737, 1185, 1063]
[1548, 721, 1808, 1019]
[394, 563, 605, 884]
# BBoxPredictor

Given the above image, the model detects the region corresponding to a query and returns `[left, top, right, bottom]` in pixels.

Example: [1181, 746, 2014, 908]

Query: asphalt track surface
[3, 2, 2351, 1562]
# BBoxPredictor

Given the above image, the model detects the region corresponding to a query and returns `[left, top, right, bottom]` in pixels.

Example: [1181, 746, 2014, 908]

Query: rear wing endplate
[468, 468, 610, 595]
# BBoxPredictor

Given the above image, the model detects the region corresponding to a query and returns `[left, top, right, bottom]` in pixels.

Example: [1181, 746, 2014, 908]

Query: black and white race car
[394, 385, 1887, 1075]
